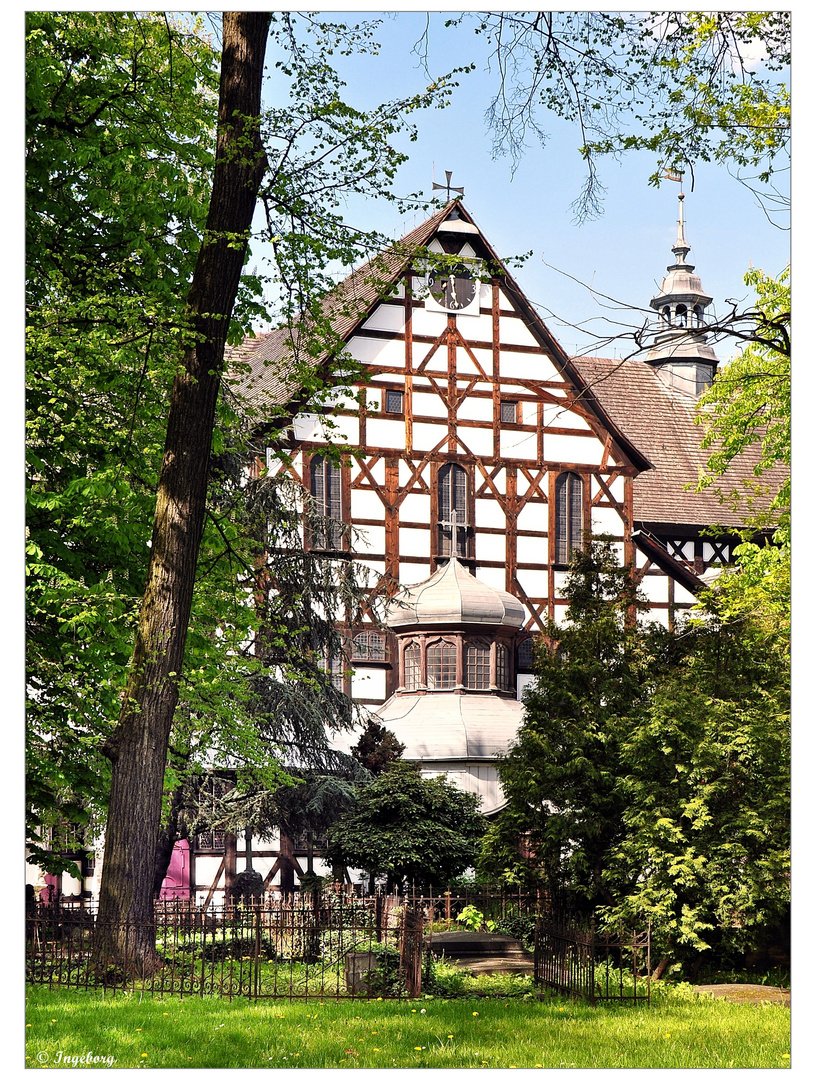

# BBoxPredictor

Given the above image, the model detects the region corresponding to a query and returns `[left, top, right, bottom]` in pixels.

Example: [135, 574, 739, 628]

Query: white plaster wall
[591, 506, 625, 535]
[459, 345, 493, 377]
[500, 430, 538, 460]
[542, 403, 588, 430]
[516, 502, 548, 533]
[346, 334, 401, 367]
[474, 499, 502, 528]
[400, 559, 434, 587]
[497, 318, 539, 349]
[399, 525, 429, 560]
[411, 391, 448, 418]
[411, 307, 448, 338]
[362, 303, 405, 333]
[456, 394, 493, 423]
[638, 572, 670, 604]
[543, 433, 602, 466]
[476, 566, 508, 592]
[350, 489, 386, 522]
[353, 523, 385, 555]
[517, 534, 547, 565]
[474, 530, 507, 563]
[413, 422, 448, 451]
[517, 568, 549, 598]
[398, 492, 431, 524]
[457, 426, 494, 458]
[351, 667, 387, 700]
[365, 418, 407, 450]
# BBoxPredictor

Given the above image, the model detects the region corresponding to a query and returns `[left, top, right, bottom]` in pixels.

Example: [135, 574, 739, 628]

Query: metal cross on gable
[433, 169, 464, 202]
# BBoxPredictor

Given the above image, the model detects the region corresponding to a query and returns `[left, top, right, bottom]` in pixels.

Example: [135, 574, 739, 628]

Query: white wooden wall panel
[413, 422, 448, 451]
[639, 573, 670, 603]
[346, 335, 395, 367]
[478, 566, 509, 592]
[398, 526, 429, 559]
[410, 308, 448, 337]
[457, 396, 493, 423]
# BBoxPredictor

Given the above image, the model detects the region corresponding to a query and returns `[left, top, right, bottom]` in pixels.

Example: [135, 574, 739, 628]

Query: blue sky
[257, 10, 791, 363]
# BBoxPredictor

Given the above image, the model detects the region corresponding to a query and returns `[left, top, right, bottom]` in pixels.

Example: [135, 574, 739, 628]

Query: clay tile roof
[571, 355, 786, 529]
[226, 202, 456, 412]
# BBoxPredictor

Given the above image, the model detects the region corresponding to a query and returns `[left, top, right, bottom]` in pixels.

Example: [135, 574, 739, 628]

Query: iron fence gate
[26, 896, 424, 1000]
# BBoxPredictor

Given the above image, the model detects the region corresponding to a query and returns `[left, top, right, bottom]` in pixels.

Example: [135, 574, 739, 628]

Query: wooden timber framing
[251, 201, 722, 700]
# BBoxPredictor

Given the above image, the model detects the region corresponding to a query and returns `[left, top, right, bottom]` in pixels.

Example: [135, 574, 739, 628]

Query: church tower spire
[645, 192, 719, 396]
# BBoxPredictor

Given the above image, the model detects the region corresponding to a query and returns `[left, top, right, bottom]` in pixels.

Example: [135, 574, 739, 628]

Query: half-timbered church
[33, 193, 783, 903]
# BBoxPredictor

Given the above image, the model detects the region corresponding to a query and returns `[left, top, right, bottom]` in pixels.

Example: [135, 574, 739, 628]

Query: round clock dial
[427, 265, 478, 311]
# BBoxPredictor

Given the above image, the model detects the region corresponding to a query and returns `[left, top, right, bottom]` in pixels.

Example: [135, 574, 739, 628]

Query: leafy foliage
[481, 539, 789, 967]
[326, 761, 486, 892]
[447, 11, 790, 219]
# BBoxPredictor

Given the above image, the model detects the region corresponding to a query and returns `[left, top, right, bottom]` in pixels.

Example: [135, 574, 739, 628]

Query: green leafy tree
[442, 11, 789, 220]
[26, 9, 455, 956]
[351, 718, 406, 776]
[608, 595, 790, 976]
[326, 761, 486, 893]
[479, 539, 654, 908]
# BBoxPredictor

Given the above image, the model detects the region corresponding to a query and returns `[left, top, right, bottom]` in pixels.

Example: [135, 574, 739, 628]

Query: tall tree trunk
[96, 12, 271, 972]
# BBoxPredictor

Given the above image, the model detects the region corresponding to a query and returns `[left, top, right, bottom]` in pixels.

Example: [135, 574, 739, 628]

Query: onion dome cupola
[387, 554, 526, 632]
[374, 554, 527, 816]
[645, 192, 719, 396]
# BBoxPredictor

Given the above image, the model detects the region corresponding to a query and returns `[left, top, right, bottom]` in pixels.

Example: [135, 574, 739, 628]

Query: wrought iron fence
[534, 910, 651, 1005]
[26, 895, 423, 1001]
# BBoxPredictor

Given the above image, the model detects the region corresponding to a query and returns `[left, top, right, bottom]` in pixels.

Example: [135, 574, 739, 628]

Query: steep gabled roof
[226, 202, 651, 472]
[226, 202, 455, 411]
[572, 354, 786, 530]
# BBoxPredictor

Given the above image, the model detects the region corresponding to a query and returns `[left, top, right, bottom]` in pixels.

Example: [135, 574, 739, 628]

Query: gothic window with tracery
[426, 640, 456, 689]
[438, 463, 469, 557]
[465, 641, 490, 689]
[309, 455, 343, 548]
[353, 631, 386, 661]
[496, 643, 509, 690]
[554, 471, 583, 564]
[403, 642, 421, 690]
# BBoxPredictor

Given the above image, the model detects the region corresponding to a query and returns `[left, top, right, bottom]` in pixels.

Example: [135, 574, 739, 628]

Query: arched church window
[465, 641, 490, 689]
[675, 304, 688, 327]
[495, 643, 509, 690]
[403, 642, 421, 690]
[693, 304, 703, 327]
[353, 631, 386, 661]
[554, 471, 583, 565]
[427, 640, 456, 689]
[309, 455, 343, 548]
[517, 637, 534, 671]
[661, 306, 671, 327]
[438, 463, 469, 557]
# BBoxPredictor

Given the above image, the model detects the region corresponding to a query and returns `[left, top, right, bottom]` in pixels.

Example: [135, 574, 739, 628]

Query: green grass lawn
[26, 983, 790, 1069]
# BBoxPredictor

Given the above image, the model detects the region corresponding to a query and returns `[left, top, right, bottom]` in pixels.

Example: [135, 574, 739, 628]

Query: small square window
[385, 389, 404, 413]
[500, 400, 518, 424]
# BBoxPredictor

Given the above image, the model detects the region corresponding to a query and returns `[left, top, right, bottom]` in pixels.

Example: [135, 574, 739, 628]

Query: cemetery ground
[26, 979, 790, 1069]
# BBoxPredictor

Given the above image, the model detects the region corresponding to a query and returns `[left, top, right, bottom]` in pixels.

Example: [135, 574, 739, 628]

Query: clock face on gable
[426, 264, 480, 313]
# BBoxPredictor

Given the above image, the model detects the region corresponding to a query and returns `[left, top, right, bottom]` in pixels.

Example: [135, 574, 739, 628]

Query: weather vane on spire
[433, 169, 464, 202]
